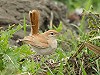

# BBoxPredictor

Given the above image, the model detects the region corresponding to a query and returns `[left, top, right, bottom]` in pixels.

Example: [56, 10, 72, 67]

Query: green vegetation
[56, 0, 100, 13]
[0, 0, 100, 75]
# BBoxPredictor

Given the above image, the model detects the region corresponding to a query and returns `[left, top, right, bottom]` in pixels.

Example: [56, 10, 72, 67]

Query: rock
[0, 0, 68, 45]
[0, 0, 68, 31]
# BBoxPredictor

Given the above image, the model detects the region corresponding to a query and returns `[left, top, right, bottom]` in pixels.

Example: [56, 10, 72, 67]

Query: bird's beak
[55, 33, 59, 38]
[56, 32, 59, 36]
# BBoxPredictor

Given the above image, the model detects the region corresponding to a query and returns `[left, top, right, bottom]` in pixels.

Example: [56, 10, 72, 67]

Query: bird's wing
[23, 35, 49, 49]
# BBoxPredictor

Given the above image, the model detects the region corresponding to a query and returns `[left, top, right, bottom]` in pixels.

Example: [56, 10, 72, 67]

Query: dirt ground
[0, 0, 70, 45]
[0, 0, 68, 30]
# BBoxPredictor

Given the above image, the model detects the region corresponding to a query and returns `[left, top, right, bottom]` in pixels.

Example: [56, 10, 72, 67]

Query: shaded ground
[0, 0, 68, 30]
[0, 0, 69, 45]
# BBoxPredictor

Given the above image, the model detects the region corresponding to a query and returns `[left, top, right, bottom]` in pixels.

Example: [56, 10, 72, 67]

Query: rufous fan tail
[29, 10, 39, 35]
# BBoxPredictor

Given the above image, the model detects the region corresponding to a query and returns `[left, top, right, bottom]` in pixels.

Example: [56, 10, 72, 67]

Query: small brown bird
[23, 30, 58, 55]
[21, 10, 58, 55]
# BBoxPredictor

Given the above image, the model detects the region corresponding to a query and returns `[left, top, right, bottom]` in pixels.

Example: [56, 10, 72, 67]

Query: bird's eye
[50, 32, 54, 35]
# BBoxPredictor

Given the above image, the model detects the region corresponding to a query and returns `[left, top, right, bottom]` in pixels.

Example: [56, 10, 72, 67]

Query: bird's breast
[50, 39, 57, 49]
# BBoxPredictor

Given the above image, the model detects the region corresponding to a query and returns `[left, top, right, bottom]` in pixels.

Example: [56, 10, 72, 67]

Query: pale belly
[32, 47, 56, 55]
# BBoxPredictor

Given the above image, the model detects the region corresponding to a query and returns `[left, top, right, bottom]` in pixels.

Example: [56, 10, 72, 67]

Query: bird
[22, 30, 58, 55]
[21, 10, 58, 55]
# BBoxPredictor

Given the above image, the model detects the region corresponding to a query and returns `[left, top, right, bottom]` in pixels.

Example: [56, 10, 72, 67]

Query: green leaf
[23, 15, 27, 36]
[80, 61, 87, 75]
[54, 21, 63, 32]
